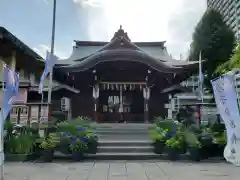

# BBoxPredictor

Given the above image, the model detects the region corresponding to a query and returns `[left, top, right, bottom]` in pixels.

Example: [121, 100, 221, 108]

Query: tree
[188, 9, 235, 88]
[215, 45, 240, 74]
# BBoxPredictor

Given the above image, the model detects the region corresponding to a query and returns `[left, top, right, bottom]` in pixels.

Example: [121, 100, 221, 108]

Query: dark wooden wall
[149, 90, 168, 121]
[71, 88, 94, 119]
[69, 88, 168, 122]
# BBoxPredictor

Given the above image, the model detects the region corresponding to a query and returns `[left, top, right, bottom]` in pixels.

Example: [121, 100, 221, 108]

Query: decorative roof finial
[111, 25, 130, 41]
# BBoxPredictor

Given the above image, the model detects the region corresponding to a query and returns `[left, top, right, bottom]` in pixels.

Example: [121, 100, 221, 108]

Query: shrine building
[54, 26, 199, 123]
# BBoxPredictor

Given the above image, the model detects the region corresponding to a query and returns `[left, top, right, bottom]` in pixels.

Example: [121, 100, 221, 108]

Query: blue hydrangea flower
[60, 132, 65, 136]
[76, 126, 88, 131]
[162, 132, 167, 137]
[70, 137, 77, 145]
[66, 132, 73, 137]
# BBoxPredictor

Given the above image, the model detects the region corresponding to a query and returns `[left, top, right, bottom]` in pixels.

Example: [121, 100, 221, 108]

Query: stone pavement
[3, 161, 240, 180]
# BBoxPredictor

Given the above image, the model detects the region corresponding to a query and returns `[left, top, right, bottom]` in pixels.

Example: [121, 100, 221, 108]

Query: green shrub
[213, 131, 226, 145]
[154, 118, 176, 130]
[6, 133, 36, 154]
[56, 117, 97, 153]
[165, 137, 182, 149]
[39, 133, 58, 150]
[69, 137, 88, 152]
[149, 127, 168, 141]
[184, 130, 202, 148]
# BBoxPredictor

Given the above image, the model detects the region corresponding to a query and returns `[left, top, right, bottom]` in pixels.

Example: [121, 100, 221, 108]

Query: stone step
[86, 152, 162, 160]
[98, 134, 151, 141]
[93, 127, 151, 132]
[95, 130, 149, 135]
[94, 126, 150, 129]
[94, 128, 149, 131]
[98, 146, 153, 153]
[92, 123, 153, 128]
[53, 152, 224, 162]
[99, 140, 152, 147]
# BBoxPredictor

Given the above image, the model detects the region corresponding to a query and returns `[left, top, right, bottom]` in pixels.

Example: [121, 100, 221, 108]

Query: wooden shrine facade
[0, 26, 79, 125]
[55, 26, 199, 123]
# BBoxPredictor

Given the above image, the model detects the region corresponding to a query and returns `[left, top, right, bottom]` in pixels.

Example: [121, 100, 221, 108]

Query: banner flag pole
[47, 0, 57, 120]
[47, 0, 56, 103]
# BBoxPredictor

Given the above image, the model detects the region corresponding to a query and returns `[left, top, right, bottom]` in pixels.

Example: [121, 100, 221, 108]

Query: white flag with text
[211, 73, 240, 166]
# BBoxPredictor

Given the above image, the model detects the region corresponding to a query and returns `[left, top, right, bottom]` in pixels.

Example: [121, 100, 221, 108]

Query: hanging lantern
[143, 87, 150, 100]
[93, 84, 99, 99]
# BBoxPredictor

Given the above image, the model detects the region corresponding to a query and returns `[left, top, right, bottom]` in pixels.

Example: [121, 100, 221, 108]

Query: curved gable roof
[60, 49, 184, 73]
[57, 27, 198, 73]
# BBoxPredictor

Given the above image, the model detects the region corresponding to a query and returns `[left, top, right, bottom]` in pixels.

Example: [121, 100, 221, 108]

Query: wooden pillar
[93, 73, 99, 122]
[38, 104, 41, 124]
[119, 85, 124, 123]
[168, 94, 173, 119]
[195, 104, 201, 127]
[48, 104, 52, 122]
[28, 105, 31, 125]
[143, 71, 151, 123]
[143, 87, 150, 123]
[67, 98, 72, 120]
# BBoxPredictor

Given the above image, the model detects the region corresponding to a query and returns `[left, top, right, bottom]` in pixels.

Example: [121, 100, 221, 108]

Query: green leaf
[188, 9, 235, 89]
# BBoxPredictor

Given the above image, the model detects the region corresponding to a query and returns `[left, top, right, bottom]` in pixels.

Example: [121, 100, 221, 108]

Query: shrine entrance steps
[87, 123, 159, 160]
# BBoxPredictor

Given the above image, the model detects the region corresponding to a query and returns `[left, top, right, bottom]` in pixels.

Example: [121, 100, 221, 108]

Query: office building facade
[207, 0, 240, 39]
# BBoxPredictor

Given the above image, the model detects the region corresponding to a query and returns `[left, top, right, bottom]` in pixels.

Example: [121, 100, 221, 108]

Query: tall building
[207, 0, 240, 40]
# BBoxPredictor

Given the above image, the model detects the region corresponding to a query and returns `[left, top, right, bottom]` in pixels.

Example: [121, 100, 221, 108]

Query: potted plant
[213, 131, 226, 157]
[199, 128, 214, 159]
[188, 140, 202, 161]
[176, 127, 187, 154]
[165, 137, 182, 161]
[39, 133, 57, 162]
[150, 127, 168, 154]
[70, 137, 88, 161]
[185, 130, 202, 161]
[5, 132, 37, 161]
[57, 132, 72, 155]
[86, 133, 98, 154]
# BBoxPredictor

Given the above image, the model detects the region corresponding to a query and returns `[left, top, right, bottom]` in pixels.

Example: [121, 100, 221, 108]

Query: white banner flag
[211, 73, 240, 166]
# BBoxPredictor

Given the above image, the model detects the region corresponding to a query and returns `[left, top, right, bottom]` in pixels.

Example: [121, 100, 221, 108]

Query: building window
[20, 107, 28, 115]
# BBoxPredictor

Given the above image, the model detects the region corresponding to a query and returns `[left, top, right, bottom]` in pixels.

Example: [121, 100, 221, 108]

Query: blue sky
[0, 0, 206, 59]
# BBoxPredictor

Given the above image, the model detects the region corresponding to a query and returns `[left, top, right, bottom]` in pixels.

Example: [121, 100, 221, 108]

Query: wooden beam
[100, 82, 146, 85]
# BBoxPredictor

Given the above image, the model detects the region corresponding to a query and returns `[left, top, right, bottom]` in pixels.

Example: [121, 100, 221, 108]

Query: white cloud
[33, 45, 49, 58]
[33, 44, 69, 59]
[73, 0, 102, 7]
[166, 0, 206, 59]
[73, 0, 206, 59]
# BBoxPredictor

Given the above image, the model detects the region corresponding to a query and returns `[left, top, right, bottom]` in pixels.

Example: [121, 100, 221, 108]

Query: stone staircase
[87, 123, 159, 160]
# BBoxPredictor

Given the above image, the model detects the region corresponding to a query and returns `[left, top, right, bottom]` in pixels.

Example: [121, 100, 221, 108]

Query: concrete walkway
[4, 161, 240, 180]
